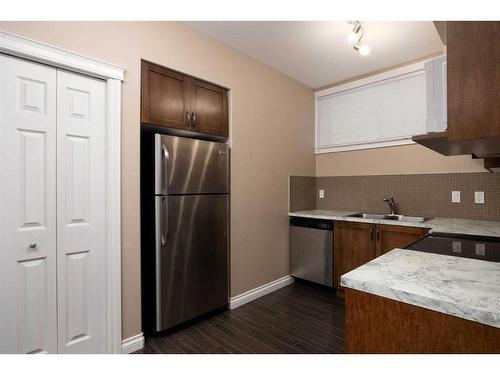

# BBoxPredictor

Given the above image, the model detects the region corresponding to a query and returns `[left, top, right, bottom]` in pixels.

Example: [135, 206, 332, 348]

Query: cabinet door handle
[186, 111, 192, 127]
[192, 111, 197, 127]
[370, 226, 374, 241]
[376, 227, 380, 242]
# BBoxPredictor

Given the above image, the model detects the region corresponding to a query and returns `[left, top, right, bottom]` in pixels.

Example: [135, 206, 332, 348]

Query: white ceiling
[183, 21, 443, 88]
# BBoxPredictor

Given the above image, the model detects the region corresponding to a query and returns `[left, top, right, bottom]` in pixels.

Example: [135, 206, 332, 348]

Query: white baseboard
[121, 332, 144, 354]
[229, 275, 294, 309]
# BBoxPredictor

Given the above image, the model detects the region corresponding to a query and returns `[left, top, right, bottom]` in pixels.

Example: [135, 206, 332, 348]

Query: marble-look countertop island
[341, 249, 500, 328]
[289, 210, 500, 238]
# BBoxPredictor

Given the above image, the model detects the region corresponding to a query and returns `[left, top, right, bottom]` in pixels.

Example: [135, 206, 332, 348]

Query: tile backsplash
[289, 176, 316, 212]
[290, 173, 500, 221]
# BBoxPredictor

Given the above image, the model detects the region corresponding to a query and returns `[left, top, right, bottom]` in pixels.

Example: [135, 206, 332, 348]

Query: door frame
[0, 30, 125, 354]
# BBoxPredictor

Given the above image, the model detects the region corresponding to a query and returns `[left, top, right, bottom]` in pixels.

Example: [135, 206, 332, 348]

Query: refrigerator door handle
[160, 196, 168, 247]
[155, 134, 170, 195]
[155, 195, 168, 330]
[161, 144, 169, 194]
[162, 143, 169, 161]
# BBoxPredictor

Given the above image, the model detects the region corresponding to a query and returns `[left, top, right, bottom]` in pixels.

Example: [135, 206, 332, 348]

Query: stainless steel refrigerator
[146, 133, 229, 333]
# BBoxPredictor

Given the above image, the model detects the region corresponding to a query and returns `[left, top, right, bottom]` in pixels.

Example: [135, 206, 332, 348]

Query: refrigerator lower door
[155, 194, 229, 332]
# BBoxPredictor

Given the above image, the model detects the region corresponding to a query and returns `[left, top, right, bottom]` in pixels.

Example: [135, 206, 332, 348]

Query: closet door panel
[56, 70, 107, 354]
[0, 54, 58, 354]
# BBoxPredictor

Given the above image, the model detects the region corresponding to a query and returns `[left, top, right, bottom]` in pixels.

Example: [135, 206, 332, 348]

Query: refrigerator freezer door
[155, 134, 229, 195]
[155, 195, 229, 332]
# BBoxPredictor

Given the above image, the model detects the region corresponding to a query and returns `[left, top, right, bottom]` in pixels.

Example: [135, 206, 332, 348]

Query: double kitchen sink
[346, 213, 430, 223]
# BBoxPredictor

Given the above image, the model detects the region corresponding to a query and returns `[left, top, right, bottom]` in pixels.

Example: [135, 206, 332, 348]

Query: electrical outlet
[475, 191, 484, 204]
[451, 191, 461, 203]
[475, 243, 485, 256]
[452, 241, 462, 253]
[318, 189, 325, 199]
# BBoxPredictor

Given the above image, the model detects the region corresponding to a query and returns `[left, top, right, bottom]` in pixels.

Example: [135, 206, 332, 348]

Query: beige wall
[314, 52, 443, 91]
[316, 144, 486, 176]
[0, 22, 315, 340]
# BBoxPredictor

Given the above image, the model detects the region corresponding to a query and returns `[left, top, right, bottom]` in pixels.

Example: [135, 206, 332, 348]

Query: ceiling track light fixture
[347, 21, 371, 56]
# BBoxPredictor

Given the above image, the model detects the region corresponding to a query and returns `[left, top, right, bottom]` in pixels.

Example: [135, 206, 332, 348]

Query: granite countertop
[290, 210, 358, 219]
[340, 248, 500, 328]
[289, 210, 500, 238]
[428, 217, 500, 238]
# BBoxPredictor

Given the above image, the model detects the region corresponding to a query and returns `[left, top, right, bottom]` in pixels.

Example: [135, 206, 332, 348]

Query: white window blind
[316, 70, 427, 151]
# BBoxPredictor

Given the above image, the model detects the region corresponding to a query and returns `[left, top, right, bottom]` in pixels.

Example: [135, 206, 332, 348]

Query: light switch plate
[475, 191, 484, 204]
[319, 189, 325, 199]
[451, 191, 461, 203]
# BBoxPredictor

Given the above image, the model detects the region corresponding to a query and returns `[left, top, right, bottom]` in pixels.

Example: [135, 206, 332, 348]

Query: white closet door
[0, 54, 58, 353]
[56, 70, 107, 353]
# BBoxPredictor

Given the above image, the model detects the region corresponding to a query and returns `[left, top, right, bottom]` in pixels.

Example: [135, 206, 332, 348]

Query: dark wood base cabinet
[334, 222, 428, 292]
[345, 288, 500, 354]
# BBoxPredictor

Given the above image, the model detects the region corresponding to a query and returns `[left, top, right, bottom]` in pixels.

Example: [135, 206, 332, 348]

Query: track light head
[348, 21, 370, 56]
[353, 43, 371, 56]
[347, 21, 362, 44]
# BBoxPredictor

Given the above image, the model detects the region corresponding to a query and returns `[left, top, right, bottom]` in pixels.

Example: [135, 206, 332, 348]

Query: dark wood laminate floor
[134, 281, 345, 354]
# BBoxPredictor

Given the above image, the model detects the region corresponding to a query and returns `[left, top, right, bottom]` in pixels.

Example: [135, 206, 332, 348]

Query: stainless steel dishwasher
[289, 217, 333, 287]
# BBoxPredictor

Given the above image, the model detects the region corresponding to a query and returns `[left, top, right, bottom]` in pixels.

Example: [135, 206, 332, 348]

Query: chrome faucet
[383, 197, 397, 215]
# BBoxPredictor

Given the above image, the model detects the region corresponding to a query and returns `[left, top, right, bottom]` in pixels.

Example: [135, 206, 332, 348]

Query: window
[315, 62, 429, 153]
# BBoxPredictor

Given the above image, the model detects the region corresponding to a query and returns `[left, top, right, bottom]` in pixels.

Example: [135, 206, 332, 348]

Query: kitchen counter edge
[340, 248, 500, 329]
[289, 210, 500, 238]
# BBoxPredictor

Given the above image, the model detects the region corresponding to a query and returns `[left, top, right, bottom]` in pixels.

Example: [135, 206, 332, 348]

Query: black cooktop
[405, 232, 500, 262]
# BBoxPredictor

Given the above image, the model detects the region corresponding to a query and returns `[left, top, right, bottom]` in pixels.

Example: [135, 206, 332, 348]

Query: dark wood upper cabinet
[141, 60, 229, 138]
[141, 61, 191, 131]
[334, 221, 428, 291]
[190, 79, 228, 137]
[447, 22, 500, 141]
[413, 22, 500, 160]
